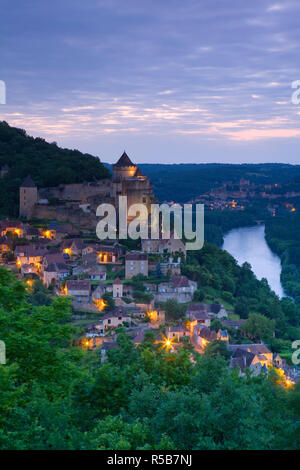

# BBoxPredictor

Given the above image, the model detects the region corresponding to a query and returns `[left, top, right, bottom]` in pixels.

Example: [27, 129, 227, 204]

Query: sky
[1, 0, 300, 164]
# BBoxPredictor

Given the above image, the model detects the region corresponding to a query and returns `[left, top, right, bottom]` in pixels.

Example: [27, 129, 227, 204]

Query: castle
[19, 152, 156, 226]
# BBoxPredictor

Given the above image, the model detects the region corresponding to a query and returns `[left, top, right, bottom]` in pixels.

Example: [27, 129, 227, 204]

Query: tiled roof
[171, 275, 189, 288]
[97, 245, 118, 253]
[126, 252, 148, 261]
[44, 253, 66, 265]
[66, 280, 91, 291]
[198, 327, 217, 341]
[168, 322, 189, 333]
[229, 343, 271, 355]
[1, 219, 24, 229]
[16, 245, 48, 257]
[45, 262, 69, 273]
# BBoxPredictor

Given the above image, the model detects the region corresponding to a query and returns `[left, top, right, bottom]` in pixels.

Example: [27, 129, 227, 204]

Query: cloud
[267, 4, 286, 12]
[1, 0, 300, 161]
[62, 106, 96, 112]
[157, 90, 174, 95]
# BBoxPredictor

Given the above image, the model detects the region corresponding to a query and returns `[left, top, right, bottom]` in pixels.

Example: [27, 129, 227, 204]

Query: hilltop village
[0, 152, 298, 385]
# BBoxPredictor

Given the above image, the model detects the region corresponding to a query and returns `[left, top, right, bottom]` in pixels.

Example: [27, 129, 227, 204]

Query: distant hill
[0, 121, 111, 217]
[138, 163, 300, 202]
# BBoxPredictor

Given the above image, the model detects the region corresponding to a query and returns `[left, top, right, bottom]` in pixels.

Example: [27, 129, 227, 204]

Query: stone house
[0, 237, 10, 254]
[113, 277, 123, 298]
[61, 238, 84, 257]
[42, 252, 66, 272]
[43, 262, 70, 287]
[24, 227, 40, 240]
[82, 252, 98, 266]
[97, 245, 119, 264]
[192, 326, 217, 349]
[15, 244, 48, 270]
[228, 344, 273, 366]
[142, 236, 186, 257]
[125, 252, 148, 279]
[187, 304, 212, 331]
[88, 309, 131, 335]
[230, 347, 271, 376]
[0, 219, 25, 238]
[65, 279, 91, 303]
[166, 322, 190, 342]
[156, 275, 197, 303]
[88, 266, 107, 281]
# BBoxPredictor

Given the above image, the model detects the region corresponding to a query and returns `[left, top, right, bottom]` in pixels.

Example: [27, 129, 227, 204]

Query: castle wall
[39, 180, 112, 202]
[31, 204, 97, 228]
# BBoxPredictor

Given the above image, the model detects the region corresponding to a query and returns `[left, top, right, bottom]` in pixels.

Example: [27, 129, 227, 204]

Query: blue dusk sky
[1, 0, 300, 164]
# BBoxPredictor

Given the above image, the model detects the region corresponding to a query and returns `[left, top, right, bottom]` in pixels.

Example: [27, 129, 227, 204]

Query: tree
[234, 296, 249, 319]
[241, 313, 275, 342]
[210, 318, 223, 332]
[204, 340, 231, 360]
[193, 289, 205, 302]
[161, 299, 185, 321]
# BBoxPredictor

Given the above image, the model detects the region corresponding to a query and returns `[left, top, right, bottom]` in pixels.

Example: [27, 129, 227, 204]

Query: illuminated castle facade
[19, 152, 156, 223]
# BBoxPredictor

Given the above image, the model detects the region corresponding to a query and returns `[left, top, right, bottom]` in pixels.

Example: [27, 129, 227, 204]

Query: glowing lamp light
[64, 248, 72, 258]
[285, 378, 293, 388]
[160, 335, 174, 350]
[147, 310, 158, 322]
[93, 298, 107, 312]
[26, 279, 34, 292]
[61, 285, 68, 295]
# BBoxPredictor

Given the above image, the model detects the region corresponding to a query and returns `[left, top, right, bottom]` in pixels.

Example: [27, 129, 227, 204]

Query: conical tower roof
[114, 151, 134, 167]
[20, 175, 36, 188]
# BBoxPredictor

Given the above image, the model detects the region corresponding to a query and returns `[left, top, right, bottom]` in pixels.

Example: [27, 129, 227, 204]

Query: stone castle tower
[19, 175, 38, 218]
[112, 151, 155, 219]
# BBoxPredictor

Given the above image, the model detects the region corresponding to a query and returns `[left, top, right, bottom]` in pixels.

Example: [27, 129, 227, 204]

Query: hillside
[138, 163, 300, 203]
[0, 121, 111, 217]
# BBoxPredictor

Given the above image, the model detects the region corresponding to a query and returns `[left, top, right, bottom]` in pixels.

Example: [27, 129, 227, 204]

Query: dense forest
[0, 266, 299, 450]
[265, 211, 300, 301]
[0, 121, 110, 217]
[138, 163, 300, 203]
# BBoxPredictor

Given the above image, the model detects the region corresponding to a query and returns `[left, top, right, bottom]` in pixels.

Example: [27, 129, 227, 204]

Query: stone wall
[32, 203, 97, 228]
[39, 180, 112, 202]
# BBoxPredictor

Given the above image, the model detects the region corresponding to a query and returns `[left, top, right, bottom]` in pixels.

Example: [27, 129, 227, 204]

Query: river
[222, 225, 285, 298]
